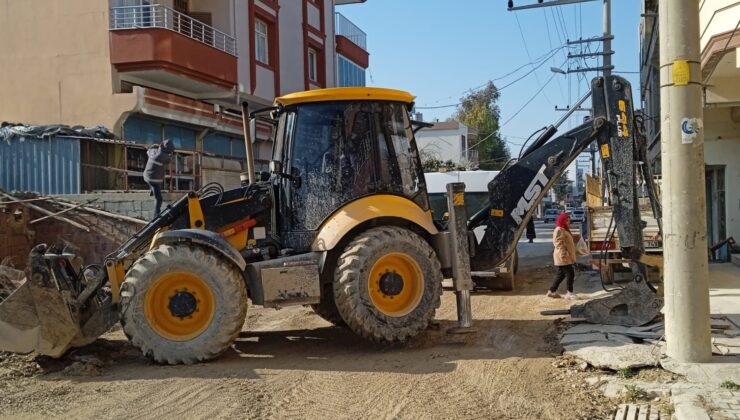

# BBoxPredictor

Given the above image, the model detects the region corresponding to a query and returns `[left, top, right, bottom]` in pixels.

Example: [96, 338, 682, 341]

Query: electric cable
[515, 13, 555, 107]
[416, 47, 566, 110]
[500, 68, 561, 128]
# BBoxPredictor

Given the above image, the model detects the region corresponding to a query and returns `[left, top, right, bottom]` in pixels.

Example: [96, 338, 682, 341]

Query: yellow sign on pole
[672, 60, 690, 86]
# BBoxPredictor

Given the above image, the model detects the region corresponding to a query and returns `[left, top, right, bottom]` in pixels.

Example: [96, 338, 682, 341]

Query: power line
[542, 9, 566, 101]
[416, 47, 565, 110]
[515, 13, 555, 106]
[501, 70, 559, 128]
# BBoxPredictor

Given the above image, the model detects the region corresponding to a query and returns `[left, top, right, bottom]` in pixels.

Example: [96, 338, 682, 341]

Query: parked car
[544, 208, 560, 223]
[571, 208, 586, 223]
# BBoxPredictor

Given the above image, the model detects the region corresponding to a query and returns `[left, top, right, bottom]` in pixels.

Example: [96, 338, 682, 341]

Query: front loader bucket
[0, 244, 115, 358]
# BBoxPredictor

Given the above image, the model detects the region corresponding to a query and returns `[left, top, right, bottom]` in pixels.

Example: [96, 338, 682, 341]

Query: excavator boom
[472, 75, 663, 326]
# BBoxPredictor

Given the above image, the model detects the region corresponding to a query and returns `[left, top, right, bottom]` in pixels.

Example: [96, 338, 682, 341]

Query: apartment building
[0, 0, 369, 192]
[640, 0, 740, 244]
[414, 120, 480, 167]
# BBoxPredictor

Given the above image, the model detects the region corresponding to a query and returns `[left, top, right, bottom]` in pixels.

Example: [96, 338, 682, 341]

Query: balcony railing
[110, 4, 236, 56]
[334, 12, 366, 50]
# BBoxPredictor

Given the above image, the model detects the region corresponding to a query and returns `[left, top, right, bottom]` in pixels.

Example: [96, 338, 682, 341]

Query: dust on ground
[0, 246, 619, 419]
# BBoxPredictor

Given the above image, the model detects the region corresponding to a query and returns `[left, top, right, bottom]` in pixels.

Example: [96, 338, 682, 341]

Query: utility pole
[659, 0, 712, 362]
[602, 0, 611, 76]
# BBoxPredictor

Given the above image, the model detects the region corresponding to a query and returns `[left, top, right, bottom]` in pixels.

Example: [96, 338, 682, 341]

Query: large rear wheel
[120, 244, 247, 364]
[333, 226, 442, 343]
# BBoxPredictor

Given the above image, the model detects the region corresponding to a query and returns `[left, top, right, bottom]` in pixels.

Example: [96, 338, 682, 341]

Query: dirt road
[0, 225, 612, 419]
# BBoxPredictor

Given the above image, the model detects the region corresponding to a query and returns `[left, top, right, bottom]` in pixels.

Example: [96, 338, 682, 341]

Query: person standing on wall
[546, 213, 580, 300]
[143, 138, 175, 218]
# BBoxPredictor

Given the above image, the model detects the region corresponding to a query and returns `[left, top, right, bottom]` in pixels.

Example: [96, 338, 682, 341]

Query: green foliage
[617, 368, 636, 379]
[454, 81, 510, 170]
[623, 384, 648, 403]
[720, 380, 739, 390]
[553, 170, 570, 203]
[420, 152, 468, 173]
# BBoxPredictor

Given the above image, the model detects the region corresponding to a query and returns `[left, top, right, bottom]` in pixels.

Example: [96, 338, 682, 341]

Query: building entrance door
[705, 166, 726, 246]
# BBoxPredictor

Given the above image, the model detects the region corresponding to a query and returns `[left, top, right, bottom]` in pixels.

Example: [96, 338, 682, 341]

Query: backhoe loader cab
[269, 88, 431, 249]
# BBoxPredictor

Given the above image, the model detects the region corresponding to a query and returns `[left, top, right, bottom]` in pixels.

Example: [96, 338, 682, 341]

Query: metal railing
[334, 12, 366, 50]
[110, 4, 236, 56]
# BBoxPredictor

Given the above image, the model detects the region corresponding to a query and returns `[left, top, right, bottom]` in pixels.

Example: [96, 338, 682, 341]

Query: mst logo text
[511, 164, 549, 225]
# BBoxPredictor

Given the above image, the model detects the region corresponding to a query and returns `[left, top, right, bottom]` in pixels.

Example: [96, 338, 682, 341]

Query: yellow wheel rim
[367, 253, 424, 317]
[144, 271, 216, 341]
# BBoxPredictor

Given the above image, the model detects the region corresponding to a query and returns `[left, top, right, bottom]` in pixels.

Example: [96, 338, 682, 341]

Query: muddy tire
[120, 244, 247, 365]
[310, 285, 345, 326]
[333, 226, 442, 343]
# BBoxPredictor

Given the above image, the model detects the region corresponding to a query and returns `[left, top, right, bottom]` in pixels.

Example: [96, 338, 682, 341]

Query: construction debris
[0, 260, 25, 301]
[562, 315, 740, 371]
[0, 191, 90, 232]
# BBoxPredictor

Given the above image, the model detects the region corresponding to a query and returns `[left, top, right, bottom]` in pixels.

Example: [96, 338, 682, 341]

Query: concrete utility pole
[659, 0, 712, 362]
[602, 0, 611, 76]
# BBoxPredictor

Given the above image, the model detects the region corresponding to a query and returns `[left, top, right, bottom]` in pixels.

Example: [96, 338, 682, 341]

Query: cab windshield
[275, 101, 428, 231]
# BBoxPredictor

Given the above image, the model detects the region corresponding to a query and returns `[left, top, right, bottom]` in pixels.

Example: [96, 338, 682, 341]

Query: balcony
[335, 12, 366, 49]
[334, 12, 369, 70]
[109, 5, 237, 99]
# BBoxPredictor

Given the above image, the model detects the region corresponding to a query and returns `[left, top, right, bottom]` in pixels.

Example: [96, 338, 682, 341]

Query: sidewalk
[662, 262, 740, 420]
[558, 261, 740, 419]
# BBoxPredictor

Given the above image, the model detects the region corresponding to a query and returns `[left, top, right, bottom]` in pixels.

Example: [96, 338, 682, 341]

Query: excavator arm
[470, 75, 663, 326]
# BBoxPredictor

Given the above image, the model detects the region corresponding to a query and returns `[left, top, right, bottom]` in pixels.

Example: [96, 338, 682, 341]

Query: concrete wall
[278, 1, 305, 95]
[0, 0, 138, 129]
[704, 107, 740, 240]
[700, 0, 740, 49]
[59, 192, 183, 221]
[416, 132, 463, 162]
[324, 0, 336, 87]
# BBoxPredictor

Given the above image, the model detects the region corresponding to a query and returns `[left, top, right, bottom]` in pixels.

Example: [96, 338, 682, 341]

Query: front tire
[333, 226, 442, 343]
[120, 244, 248, 365]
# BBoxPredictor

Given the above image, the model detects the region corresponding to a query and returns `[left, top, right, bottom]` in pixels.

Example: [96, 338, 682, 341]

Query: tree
[553, 170, 570, 204]
[454, 81, 510, 170]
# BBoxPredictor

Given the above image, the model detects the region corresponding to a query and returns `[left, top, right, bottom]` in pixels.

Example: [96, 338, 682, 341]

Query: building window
[255, 19, 269, 64]
[308, 48, 318, 82]
[173, 0, 188, 13]
[204, 133, 246, 158]
[337, 55, 366, 87]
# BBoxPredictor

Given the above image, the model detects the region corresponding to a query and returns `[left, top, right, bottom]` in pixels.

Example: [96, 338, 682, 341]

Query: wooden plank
[29, 200, 95, 224]
[648, 408, 660, 420]
[626, 404, 638, 420]
[636, 405, 649, 420]
[0, 192, 89, 232]
[614, 404, 628, 420]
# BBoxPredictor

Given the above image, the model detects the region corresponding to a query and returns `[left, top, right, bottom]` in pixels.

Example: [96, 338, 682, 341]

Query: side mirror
[269, 160, 283, 174]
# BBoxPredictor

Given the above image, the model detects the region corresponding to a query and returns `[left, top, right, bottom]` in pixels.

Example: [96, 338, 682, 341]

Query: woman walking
[546, 213, 579, 300]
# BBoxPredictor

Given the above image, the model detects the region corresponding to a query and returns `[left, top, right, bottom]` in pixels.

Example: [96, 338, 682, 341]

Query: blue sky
[338, 0, 641, 166]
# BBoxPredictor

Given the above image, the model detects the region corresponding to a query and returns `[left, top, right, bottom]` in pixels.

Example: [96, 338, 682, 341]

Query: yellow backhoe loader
[0, 76, 662, 364]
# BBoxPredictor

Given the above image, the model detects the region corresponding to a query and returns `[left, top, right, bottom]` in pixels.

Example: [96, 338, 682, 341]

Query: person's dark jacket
[143, 139, 175, 184]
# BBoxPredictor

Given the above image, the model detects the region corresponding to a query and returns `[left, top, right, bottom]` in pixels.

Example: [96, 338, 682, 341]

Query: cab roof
[275, 87, 415, 107]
